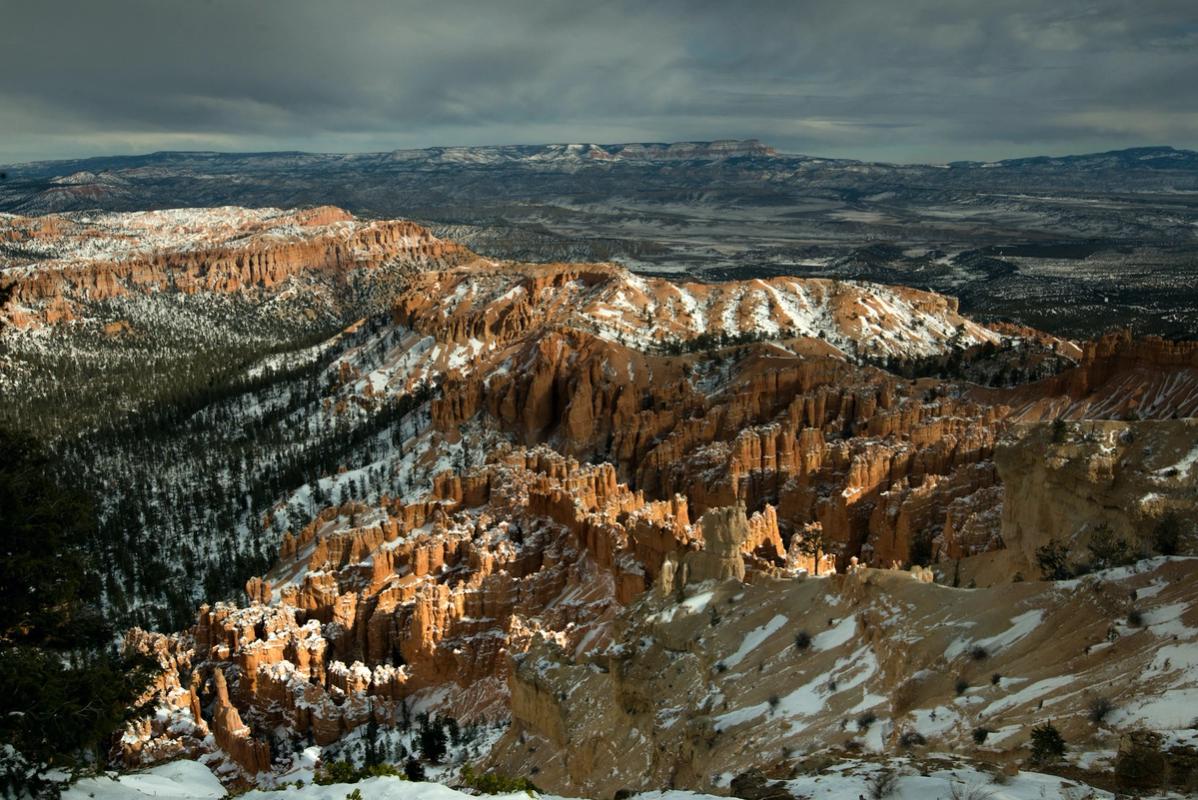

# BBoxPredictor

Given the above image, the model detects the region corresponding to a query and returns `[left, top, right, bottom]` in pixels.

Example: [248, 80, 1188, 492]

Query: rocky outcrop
[393, 261, 1005, 363]
[97, 237, 1198, 788]
[995, 419, 1198, 576]
[684, 505, 751, 583]
[211, 668, 271, 775]
[1115, 730, 1198, 791]
[134, 446, 789, 773]
[428, 326, 1009, 571]
[0, 206, 472, 328]
[118, 629, 210, 768]
[988, 330, 1198, 421]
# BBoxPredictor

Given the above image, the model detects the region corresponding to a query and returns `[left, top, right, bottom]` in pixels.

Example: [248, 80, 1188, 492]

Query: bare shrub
[868, 768, 899, 799]
[1087, 695, 1114, 725]
[948, 782, 994, 800]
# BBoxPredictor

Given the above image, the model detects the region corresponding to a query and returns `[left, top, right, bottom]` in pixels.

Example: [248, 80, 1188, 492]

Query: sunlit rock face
[97, 209, 1198, 789]
[0, 206, 470, 328]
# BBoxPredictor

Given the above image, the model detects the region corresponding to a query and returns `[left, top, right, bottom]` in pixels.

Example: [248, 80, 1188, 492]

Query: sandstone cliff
[995, 419, 1198, 577]
[0, 206, 472, 328]
[85, 216, 1198, 790]
[126, 447, 789, 777]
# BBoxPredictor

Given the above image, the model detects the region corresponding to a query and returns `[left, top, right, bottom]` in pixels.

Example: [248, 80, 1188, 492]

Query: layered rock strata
[0, 206, 471, 328]
[86, 216, 1198, 788]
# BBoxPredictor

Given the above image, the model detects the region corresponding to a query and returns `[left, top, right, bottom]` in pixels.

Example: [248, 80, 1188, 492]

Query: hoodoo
[6, 209, 1197, 800]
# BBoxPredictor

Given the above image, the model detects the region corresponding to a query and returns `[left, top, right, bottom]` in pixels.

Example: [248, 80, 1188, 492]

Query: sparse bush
[899, 730, 926, 749]
[1051, 418, 1068, 443]
[955, 677, 969, 696]
[990, 673, 1002, 686]
[1036, 539, 1072, 580]
[1087, 695, 1114, 725]
[314, 760, 359, 786]
[868, 767, 899, 799]
[768, 694, 781, 711]
[460, 764, 538, 794]
[794, 631, 811, 651]
[315, 760, 406, 786]
[948, 782, 994, 800]
[857, 711, 877, 730]
[970, 645, 988, 661]
[988, 766, 1012, 786]
[972, 727, 990, 745]
[1029, 721, 1066, 764]
[1127, 608, 1144, 627]
[1154, 512, 1183, 556]
[346, 790, 363, 800]
[1087, 524, 1135, 570]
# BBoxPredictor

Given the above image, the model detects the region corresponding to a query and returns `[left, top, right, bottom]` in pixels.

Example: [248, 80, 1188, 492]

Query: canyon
[4, 207, 1189, 795]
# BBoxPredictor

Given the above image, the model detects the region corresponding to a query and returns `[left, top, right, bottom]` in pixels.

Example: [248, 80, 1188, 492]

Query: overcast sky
[2, 0, 1196, 165]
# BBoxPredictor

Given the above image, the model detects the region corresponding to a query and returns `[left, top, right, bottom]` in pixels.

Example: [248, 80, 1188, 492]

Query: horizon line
[1, 139, 1192, 172]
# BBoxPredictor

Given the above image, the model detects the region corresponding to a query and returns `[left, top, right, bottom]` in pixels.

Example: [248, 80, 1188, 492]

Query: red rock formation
[0, 207, 472, 328]
[104, 241, 1198, 786]
[980, 330, 1198, 421]
[148, 450, 706, 759]
[211, 668, 272, 775]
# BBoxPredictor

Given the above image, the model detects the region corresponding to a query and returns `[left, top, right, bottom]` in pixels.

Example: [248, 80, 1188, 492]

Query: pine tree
[0, 430, 158, 795]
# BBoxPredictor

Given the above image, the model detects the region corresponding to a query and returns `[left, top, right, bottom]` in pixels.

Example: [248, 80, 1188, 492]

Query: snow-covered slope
[396, 261, 1007, 362]
[0, 205, 468, 329]
[496, 558, 1198, 797]
[6, 207, 1191, 800]
[62, 757, 1129, 800]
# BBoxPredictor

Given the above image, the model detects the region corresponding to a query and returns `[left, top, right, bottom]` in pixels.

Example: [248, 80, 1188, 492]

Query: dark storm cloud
[1, 0, 1196, 163]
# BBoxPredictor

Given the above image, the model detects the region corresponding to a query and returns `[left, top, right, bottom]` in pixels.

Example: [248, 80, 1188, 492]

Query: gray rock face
[684, 504, 749, 584]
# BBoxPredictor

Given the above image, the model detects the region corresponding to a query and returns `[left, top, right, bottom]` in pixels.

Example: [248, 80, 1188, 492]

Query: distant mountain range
[3, 140, 1198, 339]
[5, 140, 1198, 174]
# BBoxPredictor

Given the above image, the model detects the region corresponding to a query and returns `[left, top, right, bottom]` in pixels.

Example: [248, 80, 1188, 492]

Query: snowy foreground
[61, 758, 1162, 800]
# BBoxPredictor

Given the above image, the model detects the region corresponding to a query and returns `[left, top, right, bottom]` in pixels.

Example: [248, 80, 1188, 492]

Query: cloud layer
[2, 0, 1196, 163]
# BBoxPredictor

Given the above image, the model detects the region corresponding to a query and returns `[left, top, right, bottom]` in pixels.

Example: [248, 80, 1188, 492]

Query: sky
[2, 0, 1197, 165]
